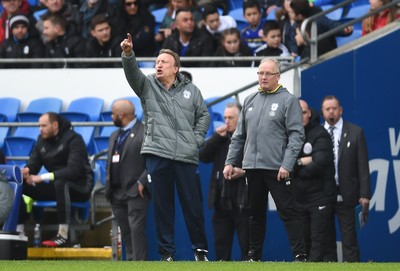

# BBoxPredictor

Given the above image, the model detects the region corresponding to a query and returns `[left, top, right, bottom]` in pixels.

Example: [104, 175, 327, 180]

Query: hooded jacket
[293, 108, 336, 207]
[122, 52, 210, 165]
[26, 116, 93, 189]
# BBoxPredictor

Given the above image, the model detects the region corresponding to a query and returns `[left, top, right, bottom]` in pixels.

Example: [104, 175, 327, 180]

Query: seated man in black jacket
[161, 7, 214, 67]
[17, 112, 93, 247]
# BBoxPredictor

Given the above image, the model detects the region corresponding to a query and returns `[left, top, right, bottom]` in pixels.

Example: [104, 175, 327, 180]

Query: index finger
[127, 33, 132, 43]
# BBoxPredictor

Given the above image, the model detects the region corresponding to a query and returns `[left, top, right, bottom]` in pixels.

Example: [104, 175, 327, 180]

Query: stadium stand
[0, 98, 20, 149]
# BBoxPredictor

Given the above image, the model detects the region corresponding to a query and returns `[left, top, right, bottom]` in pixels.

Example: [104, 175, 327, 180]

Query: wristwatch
[297, 158, 302, 166]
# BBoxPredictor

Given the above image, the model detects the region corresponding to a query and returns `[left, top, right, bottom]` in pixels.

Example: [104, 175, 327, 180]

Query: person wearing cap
[0, 13, 45, 68]
[0, 0, 40, 45]
[41, 13, 88, 68]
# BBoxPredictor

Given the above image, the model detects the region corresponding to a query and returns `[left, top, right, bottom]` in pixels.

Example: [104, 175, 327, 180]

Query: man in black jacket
[0, 14, 44, 68]
[18, 112, 93, 247]
[293, 99, 336, 261]
[199, 102, 249, 261]
[161, 7, 214, 67]
[42, 13, 87, 68]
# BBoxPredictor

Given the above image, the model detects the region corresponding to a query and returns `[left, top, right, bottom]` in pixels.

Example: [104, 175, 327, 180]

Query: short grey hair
[259, 58, 281, 74]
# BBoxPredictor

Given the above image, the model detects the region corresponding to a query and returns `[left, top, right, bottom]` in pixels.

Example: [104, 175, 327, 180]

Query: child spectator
[200, 4, 237, 52]
[254, 20, 290, 66]
[241, 0, 266, 54]
[0, 14, 45, 68]
[275, 0, 298, 56]
[210, 27, 253, 67]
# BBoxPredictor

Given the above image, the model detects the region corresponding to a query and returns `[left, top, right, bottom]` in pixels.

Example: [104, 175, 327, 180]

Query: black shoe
[295, 254, 307, 262]
[161, 251, 174, 261]
[42, 234, 69, 248]
[194, 249, 209, 261]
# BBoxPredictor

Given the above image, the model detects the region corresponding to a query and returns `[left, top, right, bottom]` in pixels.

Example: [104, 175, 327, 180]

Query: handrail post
[310, 21, 318, 63]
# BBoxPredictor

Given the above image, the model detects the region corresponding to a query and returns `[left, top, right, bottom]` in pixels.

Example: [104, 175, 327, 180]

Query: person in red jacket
[362, 0, 399, 36]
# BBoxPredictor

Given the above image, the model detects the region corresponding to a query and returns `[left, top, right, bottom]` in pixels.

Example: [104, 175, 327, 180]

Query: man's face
[300, 100, 311, 127]
[321, 98, 342, 125]
[42, 20, 59, 42]
[39, 115, 58, 139]
[111, 107, 123, 127]
[12, 24, 28, 40]
[124, 0, 138, 15]
[91, 22, 111, 44]
[205, 12, 220, 31]
[243, 7, 261, 27]
[45, 0, 64, 13]
[263, 29, 282, 49]
[224, 107, 239, 133]
[175, 11, 195, 35]
[2, 0, 22, 14]
[258, 60, 280, 91]
[171, 0, 186, 10]
[155, 53, 178, 80]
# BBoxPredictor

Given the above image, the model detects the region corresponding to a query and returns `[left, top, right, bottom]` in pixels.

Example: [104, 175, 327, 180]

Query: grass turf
[0, 261, 399, 271]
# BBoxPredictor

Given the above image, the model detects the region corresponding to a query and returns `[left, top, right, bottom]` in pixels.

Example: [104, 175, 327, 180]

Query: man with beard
[105, 99, 150, 260]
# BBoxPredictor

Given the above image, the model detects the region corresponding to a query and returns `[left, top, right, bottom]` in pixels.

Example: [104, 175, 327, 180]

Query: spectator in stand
[78, 0, 108, 38]
[105, 99, 150, 260]
[241, 0, 266, 54]
[210, 27, 253, 67]
[275, 0, 299, 56]
[86, 13, 121, 67]
[35, 0, 82, 41]
[294, 20, 310, 59]
[42, 13, 87, 68]
[162, 7, 214, 67]
[109, 0, 156, 57]
[254, 20, 291, 66]
[321, 95, 371, 262]
[0, 0, 40, 45]
[293, 99, 336, 262]
[200, 4, 237, 52]
[155, 0, 203, 47]
[362, 0, 399, 36]
[0, 14, 45, 68]
[290, 0, 353, 56]
[199, 102, 250, 261]
[17, 112, 93, 247]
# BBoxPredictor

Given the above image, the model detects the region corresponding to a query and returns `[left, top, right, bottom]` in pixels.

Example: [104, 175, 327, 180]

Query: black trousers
[324, 201, 360, 262]
[212, 207, 249, 261]
[298, 204, 333, 261]
[246, 169, 306, 261]
[19, 179, 91, 224]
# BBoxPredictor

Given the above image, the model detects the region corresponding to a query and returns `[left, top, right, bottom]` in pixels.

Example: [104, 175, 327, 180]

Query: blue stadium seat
[229, 0, 243, 11]
[1, 164, 23, 232]
[336, 29, 362, 47]
[321, 5, 344, 20]
[100, 96, 143, 123]
[33, 8, 47, 21]
[228, 8, 247, 31]
[151, 7, 167, 33]
[17, 97, 63, 122]
[0, 98, 20, 149]
[3, 137, 36, 166]
[205, 96, 236, 122]
[343, 4, 370, 29]
[60, 97, 104, 154]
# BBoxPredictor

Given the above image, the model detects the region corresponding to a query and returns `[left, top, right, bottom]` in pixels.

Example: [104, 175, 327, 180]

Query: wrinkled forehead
[157, 53, 175, 65]
[259, 60, 278, 72]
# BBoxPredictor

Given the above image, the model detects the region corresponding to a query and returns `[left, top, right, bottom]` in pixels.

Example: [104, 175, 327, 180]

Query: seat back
[101, 96, 143, 122]
[1, 164, 23, 231]
[17, 97, 63, 122]
[3, 137, 36, 166]
[0, 98, 21, 148]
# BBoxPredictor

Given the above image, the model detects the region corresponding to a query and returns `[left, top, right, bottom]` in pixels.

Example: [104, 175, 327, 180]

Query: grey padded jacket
[122, 52, 210, 165]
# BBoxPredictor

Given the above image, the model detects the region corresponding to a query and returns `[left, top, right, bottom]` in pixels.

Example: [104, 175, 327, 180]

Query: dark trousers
[324, 201, 360, 262]
[212, 208, 249, 261]
[246, 169, 306, 260]
[299, 204, 333, 262]
[146, 155, 208, 256]
[19, 179, 91, 224]
[111, 191, 150, 261]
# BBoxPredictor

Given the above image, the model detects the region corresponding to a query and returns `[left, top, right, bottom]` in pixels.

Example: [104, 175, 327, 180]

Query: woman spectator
[362, 0, 398, 36]
[210, 27, 253, 67]
[109, 0, 156, 56]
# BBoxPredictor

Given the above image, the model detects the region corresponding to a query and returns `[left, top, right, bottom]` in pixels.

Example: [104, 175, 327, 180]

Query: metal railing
[301, 0, 400, 62]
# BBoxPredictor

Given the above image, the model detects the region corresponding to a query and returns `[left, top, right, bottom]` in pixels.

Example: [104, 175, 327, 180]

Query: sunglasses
[125, 1, 138, 6]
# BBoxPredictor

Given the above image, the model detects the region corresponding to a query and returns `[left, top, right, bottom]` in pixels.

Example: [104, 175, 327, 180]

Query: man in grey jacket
[223, 58, 307, 262]
[121, 33, 210, 261]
